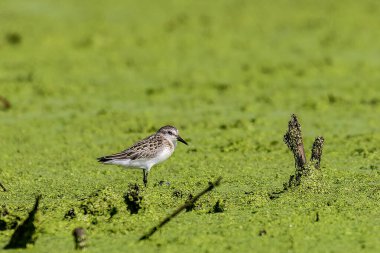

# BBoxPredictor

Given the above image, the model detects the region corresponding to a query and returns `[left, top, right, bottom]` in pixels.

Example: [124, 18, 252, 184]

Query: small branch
[72, 227, 87, 250]
[310, 136, 324, 169]
[0, 181, 7, 192]
[4, 195, 41, 249]
[139, 177, 222, 241]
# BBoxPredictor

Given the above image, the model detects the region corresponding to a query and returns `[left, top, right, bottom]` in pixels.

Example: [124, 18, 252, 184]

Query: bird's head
[157, 125, 188, 145]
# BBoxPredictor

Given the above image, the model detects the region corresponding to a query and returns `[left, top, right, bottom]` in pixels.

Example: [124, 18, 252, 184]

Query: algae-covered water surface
[1, 0, 380, 252]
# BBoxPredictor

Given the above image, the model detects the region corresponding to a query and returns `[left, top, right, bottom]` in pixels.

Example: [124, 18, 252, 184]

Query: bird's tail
[97, 156, 113, 163]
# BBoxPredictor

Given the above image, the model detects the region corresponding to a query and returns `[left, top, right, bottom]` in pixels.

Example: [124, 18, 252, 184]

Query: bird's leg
[143, 169, 149, 187]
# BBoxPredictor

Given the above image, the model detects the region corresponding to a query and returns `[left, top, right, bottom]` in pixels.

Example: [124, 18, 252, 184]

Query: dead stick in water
[283, 114, 307, 185]
[72, 227, 87, 250]
[0, 181, 6, 191]
[284, 114, 307, 171]
[139, 177, 222, 241]
[310, 136, 324, 169]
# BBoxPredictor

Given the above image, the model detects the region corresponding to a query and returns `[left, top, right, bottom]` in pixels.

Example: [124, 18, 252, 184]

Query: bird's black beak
[177, 136, 188, 145]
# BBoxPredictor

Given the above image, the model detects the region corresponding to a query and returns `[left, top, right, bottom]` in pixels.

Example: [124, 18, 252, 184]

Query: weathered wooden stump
[283, 114, 324, 188]
[72, 227, 87, 250]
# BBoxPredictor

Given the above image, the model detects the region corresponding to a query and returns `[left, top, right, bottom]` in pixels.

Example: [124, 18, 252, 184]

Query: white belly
[148, 148, 173, 167]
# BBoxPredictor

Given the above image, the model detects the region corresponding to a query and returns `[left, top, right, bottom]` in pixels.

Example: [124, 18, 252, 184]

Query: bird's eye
[168, 131, 173, 135]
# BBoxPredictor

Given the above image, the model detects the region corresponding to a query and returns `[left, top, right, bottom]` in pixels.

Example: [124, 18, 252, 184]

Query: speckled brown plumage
[98, 134, 173, 161]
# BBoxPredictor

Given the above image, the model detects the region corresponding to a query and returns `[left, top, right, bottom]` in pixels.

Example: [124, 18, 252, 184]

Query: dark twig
[0, 181, 7, 191]
[4, 195, 41, 249]
[139, 177, 222, 241]
[310, 136, 324, 169]
[72, 227, 87, 250]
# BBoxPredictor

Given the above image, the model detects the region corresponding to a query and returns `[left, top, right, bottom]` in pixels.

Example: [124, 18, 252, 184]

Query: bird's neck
[160, 134, 177, 149]
[167, 138, 176, 148]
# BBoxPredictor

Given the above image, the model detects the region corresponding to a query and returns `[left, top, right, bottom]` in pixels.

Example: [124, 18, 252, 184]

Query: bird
[97, 125, 188, 187]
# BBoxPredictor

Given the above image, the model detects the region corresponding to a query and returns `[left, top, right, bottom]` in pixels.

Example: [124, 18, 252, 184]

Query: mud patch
[124, 184, 142, 214]
[209, 200, 225, 213]
[64, 208, 76, 220]
[5, 32, 22, 45]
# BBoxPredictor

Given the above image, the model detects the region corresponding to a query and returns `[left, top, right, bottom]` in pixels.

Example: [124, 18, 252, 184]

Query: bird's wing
[98, 134, 164, 161]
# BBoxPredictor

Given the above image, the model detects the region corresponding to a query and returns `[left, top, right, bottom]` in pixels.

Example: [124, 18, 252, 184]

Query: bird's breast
[152, 147, 174, 165]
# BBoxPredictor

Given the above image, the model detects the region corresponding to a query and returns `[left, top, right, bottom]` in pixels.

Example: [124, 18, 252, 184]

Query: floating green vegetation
[1, 0, 380, 252]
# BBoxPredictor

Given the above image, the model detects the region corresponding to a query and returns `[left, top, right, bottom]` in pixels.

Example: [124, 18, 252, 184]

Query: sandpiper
[97, 125, 188, 187]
